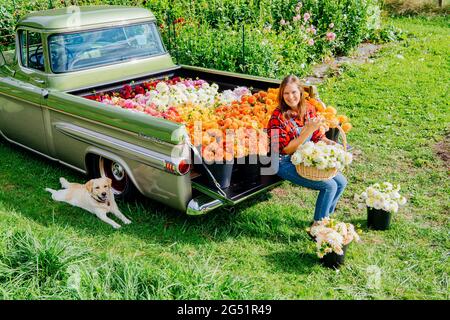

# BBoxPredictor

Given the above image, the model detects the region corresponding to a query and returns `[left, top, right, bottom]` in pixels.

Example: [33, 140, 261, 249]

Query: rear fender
[85, 146, 143, 195]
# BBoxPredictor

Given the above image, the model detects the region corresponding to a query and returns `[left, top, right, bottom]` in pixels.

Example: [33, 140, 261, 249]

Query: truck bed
[68, 65, 290, 213]
[69, 64, 301, 97]
[188, 165, 282, 215]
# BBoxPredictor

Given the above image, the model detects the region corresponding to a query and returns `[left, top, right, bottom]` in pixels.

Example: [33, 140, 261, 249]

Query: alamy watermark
[366, 265, 381, 290]
[65, 6, 81, 29]
[171, 121, 281, 175]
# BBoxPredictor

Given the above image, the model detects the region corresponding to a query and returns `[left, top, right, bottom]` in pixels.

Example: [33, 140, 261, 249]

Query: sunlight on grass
[0, 16, 448, 299]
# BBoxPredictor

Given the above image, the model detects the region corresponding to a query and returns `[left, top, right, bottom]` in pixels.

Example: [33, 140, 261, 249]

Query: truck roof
[18, 6, 156, 30]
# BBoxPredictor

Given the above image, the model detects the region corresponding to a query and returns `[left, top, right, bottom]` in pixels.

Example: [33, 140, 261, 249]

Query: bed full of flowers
[85, 76, 352, 163]
[85, 77, 279, 161]
[308, 218, 361, 258]
[354, 182, 407, 213]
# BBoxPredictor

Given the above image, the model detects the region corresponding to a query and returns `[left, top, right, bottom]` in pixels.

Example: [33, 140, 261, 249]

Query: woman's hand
[322, 137, 337, 145]
[319, 123, 329, 135]
[304, 117, 324, 133]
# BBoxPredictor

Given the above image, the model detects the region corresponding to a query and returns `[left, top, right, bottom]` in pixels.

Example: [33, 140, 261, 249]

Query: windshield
[48, 22, 165, 73]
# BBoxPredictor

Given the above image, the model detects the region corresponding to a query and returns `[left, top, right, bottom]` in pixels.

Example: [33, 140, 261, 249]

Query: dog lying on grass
[45, 177, 131, 229]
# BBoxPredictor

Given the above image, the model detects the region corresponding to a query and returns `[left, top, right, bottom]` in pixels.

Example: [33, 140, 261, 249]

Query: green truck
[0, 6, 318, 214]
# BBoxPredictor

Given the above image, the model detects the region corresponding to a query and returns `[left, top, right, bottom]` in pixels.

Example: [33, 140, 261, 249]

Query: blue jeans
[277, 155, 348, 221]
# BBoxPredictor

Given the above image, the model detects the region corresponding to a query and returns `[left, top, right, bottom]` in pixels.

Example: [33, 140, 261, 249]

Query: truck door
[0, 30, 48, 155]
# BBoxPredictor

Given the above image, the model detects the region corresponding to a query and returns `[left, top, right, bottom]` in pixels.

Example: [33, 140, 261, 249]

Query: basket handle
[335, 125, 347, 151]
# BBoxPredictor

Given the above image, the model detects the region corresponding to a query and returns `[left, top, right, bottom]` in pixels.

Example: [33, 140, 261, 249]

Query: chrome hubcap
[99, 157, 128, 194]
[111, 162, 125, 181]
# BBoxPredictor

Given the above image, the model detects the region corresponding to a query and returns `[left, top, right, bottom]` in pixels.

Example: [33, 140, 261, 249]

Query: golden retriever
[45, 177, 131, 229]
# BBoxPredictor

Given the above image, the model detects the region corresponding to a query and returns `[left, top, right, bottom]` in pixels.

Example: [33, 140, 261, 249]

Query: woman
[267, 75, 347, 226]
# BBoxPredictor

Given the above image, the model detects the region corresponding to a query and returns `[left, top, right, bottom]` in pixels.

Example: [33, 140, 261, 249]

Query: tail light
[176, 159, 191, 175]
[165, 159, 191, 175]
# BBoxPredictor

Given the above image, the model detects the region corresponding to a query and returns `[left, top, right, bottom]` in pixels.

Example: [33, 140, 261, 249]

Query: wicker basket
[295, 125, 347, 181]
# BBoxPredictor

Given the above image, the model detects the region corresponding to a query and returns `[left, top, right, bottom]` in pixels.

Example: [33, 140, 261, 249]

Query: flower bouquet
[307, 98, 353, 141]
[291, 140, 353, 181]
[308, 218, 361, 268]
[354, 182, 407, 230]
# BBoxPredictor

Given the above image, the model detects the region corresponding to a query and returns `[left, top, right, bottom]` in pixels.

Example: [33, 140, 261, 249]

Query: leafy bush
[0, 0, 389, 77]
[153, 0, 383, 54]
[162, 20, 312, 78]
[367, 23, 408, 43]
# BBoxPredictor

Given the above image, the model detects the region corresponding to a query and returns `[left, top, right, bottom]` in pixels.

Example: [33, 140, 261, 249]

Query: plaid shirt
[267, 103, 324, 155]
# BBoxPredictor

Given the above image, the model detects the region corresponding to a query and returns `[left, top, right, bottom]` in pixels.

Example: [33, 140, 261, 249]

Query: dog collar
[91, 194, 110, 206]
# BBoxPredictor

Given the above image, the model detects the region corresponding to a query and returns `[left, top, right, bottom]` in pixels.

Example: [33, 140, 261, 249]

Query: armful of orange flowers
[308, 97, 353, 134]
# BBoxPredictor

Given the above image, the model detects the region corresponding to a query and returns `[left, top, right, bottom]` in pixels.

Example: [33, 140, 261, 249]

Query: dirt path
[434, 133, 450, 170]
[304, 43, 383, 85]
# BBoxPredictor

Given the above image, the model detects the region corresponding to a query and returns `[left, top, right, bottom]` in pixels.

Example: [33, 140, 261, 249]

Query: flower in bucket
[308, 218, 360, 258]
[354, 182, 407, 213]
[291, 141, 352, 171]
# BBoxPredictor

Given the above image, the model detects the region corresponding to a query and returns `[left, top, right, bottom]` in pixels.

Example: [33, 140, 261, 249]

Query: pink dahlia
[326, 32, 336, 41]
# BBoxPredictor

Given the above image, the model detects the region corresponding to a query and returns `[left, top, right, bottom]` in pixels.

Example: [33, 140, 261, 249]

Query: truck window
[19, 30, 45, 71]
[48, 22, 165, 73]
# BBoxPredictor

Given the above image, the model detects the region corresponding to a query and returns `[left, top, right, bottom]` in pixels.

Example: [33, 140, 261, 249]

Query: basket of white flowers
[291, 126, 352, 181]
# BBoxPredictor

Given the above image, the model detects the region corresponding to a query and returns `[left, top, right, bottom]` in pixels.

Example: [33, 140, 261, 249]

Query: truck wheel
[90, 155, 138, 201]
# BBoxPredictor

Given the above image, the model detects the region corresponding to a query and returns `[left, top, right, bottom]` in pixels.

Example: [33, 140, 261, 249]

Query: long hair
[277, 75, 307, 122]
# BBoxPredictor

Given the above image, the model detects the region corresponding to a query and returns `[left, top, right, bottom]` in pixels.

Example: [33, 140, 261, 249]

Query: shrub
[0, 0, 388, 78]
[367, 23, 408, 43]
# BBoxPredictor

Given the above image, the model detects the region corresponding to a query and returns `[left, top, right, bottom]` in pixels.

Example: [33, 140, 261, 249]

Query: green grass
[0, 16, 448, 299]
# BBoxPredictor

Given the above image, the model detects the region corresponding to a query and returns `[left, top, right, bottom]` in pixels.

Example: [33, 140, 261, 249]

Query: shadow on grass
[265, 249, 319, 274]
[0, 139, 313, 246]
[347, 217, 369, 231]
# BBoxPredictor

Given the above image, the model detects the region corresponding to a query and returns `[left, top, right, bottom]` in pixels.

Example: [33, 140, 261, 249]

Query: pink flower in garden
[329, 22, 335, 29]
[293, 15, 301, 22]
[326, 32, 336, 41]
[307, 39, 315, 46]
[306, 26, 316, 34]
[280, 19, 287, 26]
[303, 13, 310, 22]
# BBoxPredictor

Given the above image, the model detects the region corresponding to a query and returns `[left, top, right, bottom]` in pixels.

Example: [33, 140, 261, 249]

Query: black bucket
[325, 127, 340, 142]
[233, 155, 261, 182]
[192, 148, 234, 189]
[367, 207, 392, 230]
[204, 161, 234, 189]
[320, 244, 348, 269]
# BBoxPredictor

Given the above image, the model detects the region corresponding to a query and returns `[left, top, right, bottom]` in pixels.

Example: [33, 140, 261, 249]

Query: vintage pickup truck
[0, 6, 319, 215]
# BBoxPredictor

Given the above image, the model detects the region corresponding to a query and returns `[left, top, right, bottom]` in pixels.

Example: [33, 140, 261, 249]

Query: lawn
[0, 16, 448, 299]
